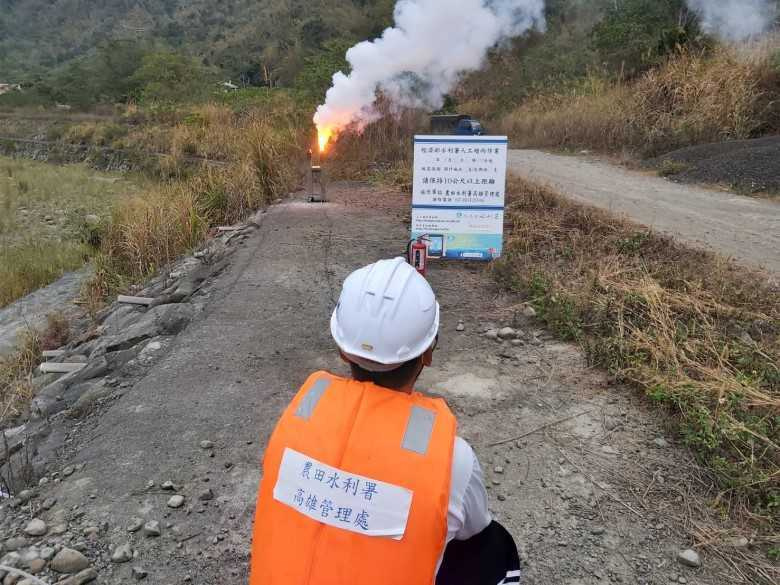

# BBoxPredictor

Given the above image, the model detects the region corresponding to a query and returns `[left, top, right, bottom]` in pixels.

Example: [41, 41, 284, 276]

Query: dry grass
[62, 122, 128, 147]
[39, 312, 69, 350]
[502, 47, 780, 157]
[494, 177, 779, 519]
[0, 313, 69, 422]
[326, 103, 422, 188]
[169, 104, 237, 161]
[0, 329, 39, 422]
[89, 184, 207, 296]
[87, 101, 305, 300]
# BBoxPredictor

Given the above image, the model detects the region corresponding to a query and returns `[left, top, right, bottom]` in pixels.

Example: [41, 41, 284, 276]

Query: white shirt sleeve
[447, 436, 492, 542]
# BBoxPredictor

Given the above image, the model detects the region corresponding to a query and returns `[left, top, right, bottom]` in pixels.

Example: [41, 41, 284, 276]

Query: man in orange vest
[250, 257, 520, 584]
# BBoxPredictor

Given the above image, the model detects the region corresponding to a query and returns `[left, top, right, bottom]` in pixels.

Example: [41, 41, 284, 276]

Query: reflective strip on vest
[401, 406, 436, 455]
[295, 378, 330, 420]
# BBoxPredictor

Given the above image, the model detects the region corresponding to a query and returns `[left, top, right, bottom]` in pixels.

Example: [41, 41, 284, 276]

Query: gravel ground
[1, 184, 772, 585]
[648, 135, 780, 196]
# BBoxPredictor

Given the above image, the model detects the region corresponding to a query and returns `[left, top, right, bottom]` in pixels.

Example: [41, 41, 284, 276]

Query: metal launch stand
[307, 149, 327, 203]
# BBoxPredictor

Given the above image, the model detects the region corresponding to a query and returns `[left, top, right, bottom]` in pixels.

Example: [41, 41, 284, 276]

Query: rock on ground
[167, 495, 185, 508]
[142, 520, 161, 537]
[50, 548, 90, 573]
[111, 542, 134, 563]
[677, 549, 702, 568]
[127, 517, 144, 533]
[23, 518, 47, 537]
[59, 567, 98, 585]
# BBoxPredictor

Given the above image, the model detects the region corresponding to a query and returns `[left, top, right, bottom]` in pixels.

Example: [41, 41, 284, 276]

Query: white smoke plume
[686, 0, 777, 42]
[314, 0, 546, 144]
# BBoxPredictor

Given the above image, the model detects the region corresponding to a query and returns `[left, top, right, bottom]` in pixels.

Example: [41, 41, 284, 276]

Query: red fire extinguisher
[408, 235, 429, 277]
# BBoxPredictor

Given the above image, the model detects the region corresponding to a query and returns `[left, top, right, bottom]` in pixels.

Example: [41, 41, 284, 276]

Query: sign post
[411, 135, 508, 261]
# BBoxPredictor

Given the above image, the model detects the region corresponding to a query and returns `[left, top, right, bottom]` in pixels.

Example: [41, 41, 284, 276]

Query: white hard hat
[331, 257, 440, 370]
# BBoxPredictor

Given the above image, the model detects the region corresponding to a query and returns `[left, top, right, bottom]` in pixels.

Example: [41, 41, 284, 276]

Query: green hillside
[0, 0, 395, 83]
[1, 0, 778, 116]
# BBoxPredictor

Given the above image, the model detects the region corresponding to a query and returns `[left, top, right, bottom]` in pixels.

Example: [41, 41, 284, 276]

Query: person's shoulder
[291, 371, 344, 399]
[451, 436, 479, 488]
[301, 371, 347, 387]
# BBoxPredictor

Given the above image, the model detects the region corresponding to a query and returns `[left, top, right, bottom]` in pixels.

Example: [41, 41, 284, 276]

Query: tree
[591, 0, 698, 77]
[91, 41, 149, 102]
[132, 50, 212, 103]
[294, 38, 353, 102]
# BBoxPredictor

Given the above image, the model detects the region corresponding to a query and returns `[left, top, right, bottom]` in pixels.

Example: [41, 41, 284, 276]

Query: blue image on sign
[411, 231, 504, 261]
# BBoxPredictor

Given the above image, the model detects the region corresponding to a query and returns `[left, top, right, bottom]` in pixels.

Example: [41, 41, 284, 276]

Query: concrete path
[508, 150, 780, 273]
[34, 185, 760, 584]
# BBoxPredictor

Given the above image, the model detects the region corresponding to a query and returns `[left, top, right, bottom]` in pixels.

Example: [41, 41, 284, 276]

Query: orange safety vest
[250, 371, 457, 585]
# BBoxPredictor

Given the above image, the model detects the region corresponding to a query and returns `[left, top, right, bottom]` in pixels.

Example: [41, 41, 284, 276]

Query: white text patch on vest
[273, 448, 413, 540]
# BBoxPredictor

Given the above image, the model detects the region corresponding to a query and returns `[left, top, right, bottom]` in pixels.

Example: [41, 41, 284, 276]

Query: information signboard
[411, 135, 508, 261]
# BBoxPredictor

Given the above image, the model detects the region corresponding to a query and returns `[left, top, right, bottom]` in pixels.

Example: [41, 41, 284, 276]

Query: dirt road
[9, 184, 768, 584]
[508, 150, 780, 273]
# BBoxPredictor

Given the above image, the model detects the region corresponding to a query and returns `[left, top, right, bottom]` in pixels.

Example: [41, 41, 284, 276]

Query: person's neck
[368, 380, 415, 394]
[362, 371, 420, 394]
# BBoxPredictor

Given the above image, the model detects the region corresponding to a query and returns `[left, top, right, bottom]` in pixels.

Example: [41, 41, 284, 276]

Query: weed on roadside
[40, 312, 70, 350]
[0, 313, 70, 424]
[493, 177, 779, 521]
[0, 328, 40, 423]
[657, 159, 690, 177]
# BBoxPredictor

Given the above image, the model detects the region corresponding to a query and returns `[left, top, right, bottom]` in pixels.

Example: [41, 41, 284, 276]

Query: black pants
[436, 521, 521, 585]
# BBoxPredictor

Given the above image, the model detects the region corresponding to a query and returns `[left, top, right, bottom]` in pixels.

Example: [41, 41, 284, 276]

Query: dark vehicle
[430, 114, 485, 136]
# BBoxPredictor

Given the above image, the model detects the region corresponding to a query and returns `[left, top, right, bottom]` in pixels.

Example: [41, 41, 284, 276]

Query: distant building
[0, 83, 22, 95]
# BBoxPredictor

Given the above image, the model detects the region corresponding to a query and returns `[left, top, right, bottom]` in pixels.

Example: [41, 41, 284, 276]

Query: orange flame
[318, 127, 333, 154]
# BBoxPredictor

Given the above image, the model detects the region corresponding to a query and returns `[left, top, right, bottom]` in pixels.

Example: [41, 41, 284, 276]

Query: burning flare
[318, 128, 333, 154]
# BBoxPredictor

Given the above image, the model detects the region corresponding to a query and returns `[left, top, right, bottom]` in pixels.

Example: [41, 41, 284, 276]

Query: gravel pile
[649, 135, 780, 195]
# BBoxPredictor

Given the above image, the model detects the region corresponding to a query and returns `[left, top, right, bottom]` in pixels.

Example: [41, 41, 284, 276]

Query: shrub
[590, 0, 698, 76]
[63, 123, 96, 145]
[132, 51, 213, 105]
[40, 312, 70, 351]
[657, 159, 690, 177]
